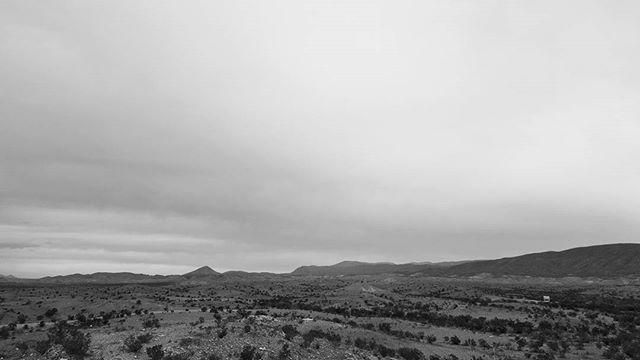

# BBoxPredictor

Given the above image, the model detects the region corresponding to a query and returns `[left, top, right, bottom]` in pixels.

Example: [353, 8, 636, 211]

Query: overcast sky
[1, 1, 640, 278]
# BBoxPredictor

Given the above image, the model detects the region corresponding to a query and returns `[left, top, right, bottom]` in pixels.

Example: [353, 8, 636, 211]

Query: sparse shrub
[137, 332, 153, 344]
[217, 327, 228, 339]
[15, 341, 29, 352]
[146, 344, 164, 360]
[398, 347, 425, 360]
[354, 337, 367, 349]
[478, 338, 490, 349]
[201, 353, 222, 360]
[450, 335, 461, 345]
[277, 344, 291, 360]
[179, 337, 201, 347]
[142, 315, 160, 328]
[378, 322, 392, 333]
[124, 334, 143, 352]
[240, 345, 256, 360]
[301, 329, 341, 347]
[426, 334, 437, 344]
[35, 340, 51, 354]
[377, 344, 396, 357]
[47, 322, 91, 359]
[282, 324, 298, 341]
[17, 314, 27, 324]
[163, 350, 193, 360]
[45, 308, 58, 318]
[0, 326, 9, 340]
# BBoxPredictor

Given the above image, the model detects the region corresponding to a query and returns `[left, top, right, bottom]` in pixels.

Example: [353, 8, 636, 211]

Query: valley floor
[1, 276, 639, 360]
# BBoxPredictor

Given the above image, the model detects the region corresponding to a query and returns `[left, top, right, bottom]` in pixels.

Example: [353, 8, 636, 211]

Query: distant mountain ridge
[292, 243, 640, 278]
[446, 243, 640, 278]
[39, 272, 182, 284]
[1, 243, 639, 283]
[291, 260, 466, 276]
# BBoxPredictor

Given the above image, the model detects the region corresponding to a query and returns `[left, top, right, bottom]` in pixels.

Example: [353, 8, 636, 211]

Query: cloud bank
[1, 0, 640, 277]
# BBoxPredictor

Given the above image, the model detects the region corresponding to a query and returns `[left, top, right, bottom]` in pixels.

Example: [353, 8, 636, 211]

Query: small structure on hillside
[542, 295, 551, 303]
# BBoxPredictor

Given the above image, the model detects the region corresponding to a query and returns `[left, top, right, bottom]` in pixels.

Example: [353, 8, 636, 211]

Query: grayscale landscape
[2, 1, 640, 360]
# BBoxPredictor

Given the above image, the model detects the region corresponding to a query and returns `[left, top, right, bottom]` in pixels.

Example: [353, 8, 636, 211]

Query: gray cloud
[1, 0, 640, 277]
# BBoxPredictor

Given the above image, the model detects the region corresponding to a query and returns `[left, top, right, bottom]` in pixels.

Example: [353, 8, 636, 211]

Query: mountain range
[2, 243, 639, 283]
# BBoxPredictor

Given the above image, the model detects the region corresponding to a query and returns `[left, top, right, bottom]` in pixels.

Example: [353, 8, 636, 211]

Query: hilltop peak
[183, 266, 219, 278]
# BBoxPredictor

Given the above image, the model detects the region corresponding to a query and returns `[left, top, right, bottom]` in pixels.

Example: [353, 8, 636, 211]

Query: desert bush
[377, 344, 396, 357]
[17, 314, 27, 324]
[35, 340, 51, 354]
[0, 326, 9, 340]
[239, 345, 257, 360]
[46, 322, 91, 359]
[201, 353, 222, 360]
[146, 344, 164, 360]
[378, 322, 392, 333]
[277, 344, 291, 360]
[138, 332, 153, 344]
[217, 327, 228, 339]
[281, 324, 298, 340]
[463, 338, 477, 347]
[142, 315, 161, 328]
[45, 308, 58, 318]
[163, 350, 193, 360]
[450, 335, 461, 345]
[124, 334, 143, 352]
[179, 337, 201, 347]
[15, 341, 29, 352]
[301, 329, 341, 347]
[397, 347, 425, 360]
